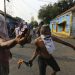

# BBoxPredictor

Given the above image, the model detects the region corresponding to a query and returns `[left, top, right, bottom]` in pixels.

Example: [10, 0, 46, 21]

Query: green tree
[38, 0, 75, 24]
[38, 4, 59, 24]
[58, 0, 74, 9]
[30, 21, 38, 28]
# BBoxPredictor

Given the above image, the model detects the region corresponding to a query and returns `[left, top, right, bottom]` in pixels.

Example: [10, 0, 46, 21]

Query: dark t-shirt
[0, 49, 10, 64]
[0, 38, 10, 64]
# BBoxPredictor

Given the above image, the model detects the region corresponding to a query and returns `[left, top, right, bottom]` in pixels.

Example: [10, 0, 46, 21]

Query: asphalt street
[9, 38, 75, 75]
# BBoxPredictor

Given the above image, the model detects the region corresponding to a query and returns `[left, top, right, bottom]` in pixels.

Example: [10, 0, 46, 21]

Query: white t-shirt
[41, 35, 55, 54]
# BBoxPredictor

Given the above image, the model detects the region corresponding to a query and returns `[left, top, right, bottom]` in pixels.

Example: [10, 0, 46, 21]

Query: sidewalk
[52, 32, 75, 38]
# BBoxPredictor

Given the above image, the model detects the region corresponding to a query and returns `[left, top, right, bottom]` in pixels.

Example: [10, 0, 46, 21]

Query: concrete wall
[71, 11, 75, 37]
[50, 11, 72, 36]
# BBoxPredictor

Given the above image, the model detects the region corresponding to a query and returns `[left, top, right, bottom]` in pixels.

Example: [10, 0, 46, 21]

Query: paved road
[9, 38, 75, 75]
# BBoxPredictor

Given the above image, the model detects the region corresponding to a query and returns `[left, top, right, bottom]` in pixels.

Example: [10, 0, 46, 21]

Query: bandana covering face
[0, 14, 9, 40]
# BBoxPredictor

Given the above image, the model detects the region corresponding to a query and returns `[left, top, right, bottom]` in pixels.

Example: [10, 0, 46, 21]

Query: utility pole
[4, 0, 10, 20]
[4, 0, 6, 20]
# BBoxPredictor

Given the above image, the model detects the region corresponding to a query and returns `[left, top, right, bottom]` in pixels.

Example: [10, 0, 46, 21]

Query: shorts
[38, 55, 60, 75]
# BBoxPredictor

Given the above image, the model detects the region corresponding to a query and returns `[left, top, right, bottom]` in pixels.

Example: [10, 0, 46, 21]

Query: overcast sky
[0, 0, 58, 22]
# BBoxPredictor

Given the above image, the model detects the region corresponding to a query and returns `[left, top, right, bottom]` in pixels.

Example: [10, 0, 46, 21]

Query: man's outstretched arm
[0, 35, 27, 49]
[29, 49, 38, 63]
[52, 35, 75, 50]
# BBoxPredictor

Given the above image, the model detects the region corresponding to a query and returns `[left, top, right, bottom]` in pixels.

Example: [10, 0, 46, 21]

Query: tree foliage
[30, 21, 38, 28]
[38, 0, 75, 24]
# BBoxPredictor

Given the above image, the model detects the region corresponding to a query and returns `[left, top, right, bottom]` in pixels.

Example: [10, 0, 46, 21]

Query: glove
[24, 60, 33, 67]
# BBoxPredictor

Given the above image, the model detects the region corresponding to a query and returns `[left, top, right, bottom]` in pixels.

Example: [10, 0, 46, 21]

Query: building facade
[50, 6, 75, 38]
